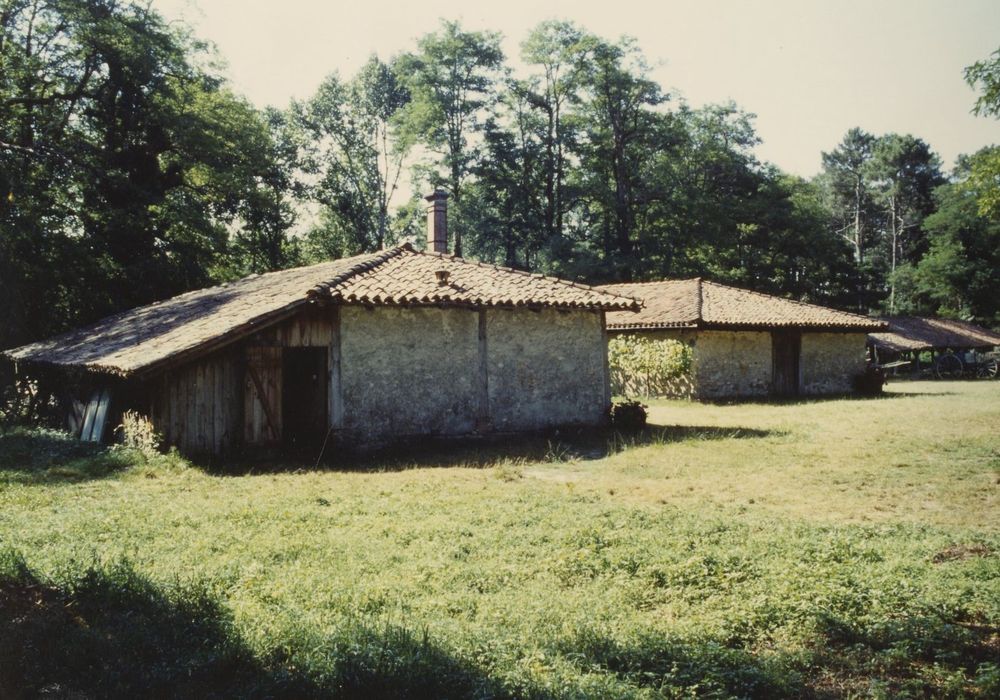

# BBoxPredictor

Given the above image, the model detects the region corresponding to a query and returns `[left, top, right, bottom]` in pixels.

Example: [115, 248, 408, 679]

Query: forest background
[2, 0, 999, 351]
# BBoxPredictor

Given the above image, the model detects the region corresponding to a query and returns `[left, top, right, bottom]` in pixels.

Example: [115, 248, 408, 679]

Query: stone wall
[339, 305, 608, 443]
[486, 308, 607, 432]
[801, 332, 867, 395]
[340, 306, 480, 442]
[693, 330, 772, 398]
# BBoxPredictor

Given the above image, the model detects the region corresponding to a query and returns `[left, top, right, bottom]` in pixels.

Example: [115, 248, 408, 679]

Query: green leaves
[0, 0, 296, 348]
[608, 336, 693, 398]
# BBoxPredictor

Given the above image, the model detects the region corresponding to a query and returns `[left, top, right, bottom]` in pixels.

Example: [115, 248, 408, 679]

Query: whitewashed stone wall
[487, 308, 607, 431]
[339, 305, 608, 443]
[801, 332, 867, 395]
[340, 306, 480, 441]
[692, 330, 772, 399]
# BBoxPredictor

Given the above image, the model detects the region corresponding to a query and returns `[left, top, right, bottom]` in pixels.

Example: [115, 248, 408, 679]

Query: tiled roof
[5, 244, 638, 376]
[868, 317, 1000, 352]
[601, 279, 885, 331]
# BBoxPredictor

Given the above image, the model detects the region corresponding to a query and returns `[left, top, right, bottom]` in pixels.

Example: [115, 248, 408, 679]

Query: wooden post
[328, 305, 344, 431]
[600, 311, 612, 408]
[477, 308, 490, 431]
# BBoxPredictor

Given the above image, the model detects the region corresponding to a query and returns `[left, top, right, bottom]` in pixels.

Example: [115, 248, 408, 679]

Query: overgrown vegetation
[608, 336, 694, 398]
[0, 381, 997, 697]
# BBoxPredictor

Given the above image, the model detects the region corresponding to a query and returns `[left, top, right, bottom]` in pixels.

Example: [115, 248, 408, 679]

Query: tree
[462, 81, 546, 268]
[0, 0, 293, 348]
[396, 20, 504, 256]
[520, 20, 589, 243]
[574, 36, 667, 281]
[866, 134, 944, 312]
[295, 55, 412, 258]
[964, 47, 1000, 218]
[899, 162, 1000, 323]
[820, 128, 876, 267]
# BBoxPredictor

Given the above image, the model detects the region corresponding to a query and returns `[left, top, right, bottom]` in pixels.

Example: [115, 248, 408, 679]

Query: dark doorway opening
[282, 348, 328, 451]
[772, 330, 801, 397]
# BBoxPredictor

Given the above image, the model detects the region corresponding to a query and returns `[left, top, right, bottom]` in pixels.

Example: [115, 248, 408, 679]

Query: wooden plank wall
[259, 312, 333, 348]
[149, 306, 338, 455]
[244, 346, 282, 446]
[151, 350, 242, 454]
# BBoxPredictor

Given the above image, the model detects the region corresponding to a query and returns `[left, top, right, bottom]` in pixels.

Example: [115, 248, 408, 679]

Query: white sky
[155, 0, 1000, 177]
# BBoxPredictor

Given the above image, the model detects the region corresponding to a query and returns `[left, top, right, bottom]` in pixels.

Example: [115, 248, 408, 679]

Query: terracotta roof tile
[5, 244, 637, 376]
[601, 279, 884, 331]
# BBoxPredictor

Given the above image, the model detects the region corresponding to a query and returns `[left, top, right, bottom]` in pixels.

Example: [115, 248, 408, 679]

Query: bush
[853, 366, 885, 395]
[608, 399, 647, 431]
[114, 410, 161, 456]
[608, 336, 693, 398]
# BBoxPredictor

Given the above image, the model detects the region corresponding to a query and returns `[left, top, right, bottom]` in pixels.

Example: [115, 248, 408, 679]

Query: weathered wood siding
[150, 349, 242, 454]
[244, 346, 282, 446]
[256, 310, 334, 348]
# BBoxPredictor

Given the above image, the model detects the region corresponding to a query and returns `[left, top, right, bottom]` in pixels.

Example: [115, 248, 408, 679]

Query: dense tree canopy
[0, 0, 294, 349]
[2, 10, 998, 353]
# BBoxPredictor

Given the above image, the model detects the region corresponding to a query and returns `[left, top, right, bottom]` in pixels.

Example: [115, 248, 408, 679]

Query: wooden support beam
[247, 362, 279, 442]
[600, 311, 612, 408]
[328, 306, 344, 431]
[477, 308, 490, 430]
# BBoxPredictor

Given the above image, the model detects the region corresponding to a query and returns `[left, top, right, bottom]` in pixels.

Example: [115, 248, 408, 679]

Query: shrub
[608, 336, 693, 398]
[608, 399, 647, 431]
[115, 410, 161, 456]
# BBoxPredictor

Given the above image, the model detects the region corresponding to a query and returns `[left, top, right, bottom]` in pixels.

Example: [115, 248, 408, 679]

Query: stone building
[601, 279, 886, 399]
[4, 196, 637, 455]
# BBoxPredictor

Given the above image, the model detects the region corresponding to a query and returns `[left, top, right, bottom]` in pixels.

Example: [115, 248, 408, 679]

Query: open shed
[868, 317, 1000, 379]
[600, 279, 886, 399]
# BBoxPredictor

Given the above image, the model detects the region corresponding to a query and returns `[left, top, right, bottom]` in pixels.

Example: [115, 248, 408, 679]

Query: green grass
[1, 380, 998, 698]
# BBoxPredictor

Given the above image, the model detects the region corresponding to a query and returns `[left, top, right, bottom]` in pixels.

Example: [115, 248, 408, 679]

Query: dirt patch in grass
[932, 542, 994, 563]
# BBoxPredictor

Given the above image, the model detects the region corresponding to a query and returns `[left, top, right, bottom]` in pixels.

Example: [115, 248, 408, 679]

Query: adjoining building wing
[599, 279, 884, 399]
[603, 279, 885, 331]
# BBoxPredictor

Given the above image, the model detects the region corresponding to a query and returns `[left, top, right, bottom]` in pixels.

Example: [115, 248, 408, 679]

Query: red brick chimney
[424, 189, 449, 254]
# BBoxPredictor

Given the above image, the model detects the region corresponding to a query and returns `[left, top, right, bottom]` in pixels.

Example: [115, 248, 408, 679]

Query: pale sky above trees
[154, 0, 999, 177]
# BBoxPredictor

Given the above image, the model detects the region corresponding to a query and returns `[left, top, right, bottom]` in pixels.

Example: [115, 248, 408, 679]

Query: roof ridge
[699, 279, 876, 322]
[309, 244, 412, 298]
[411, 249, 640, 305]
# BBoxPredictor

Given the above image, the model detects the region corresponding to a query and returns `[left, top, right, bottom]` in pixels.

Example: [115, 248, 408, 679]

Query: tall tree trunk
[888, 194, 898, 313]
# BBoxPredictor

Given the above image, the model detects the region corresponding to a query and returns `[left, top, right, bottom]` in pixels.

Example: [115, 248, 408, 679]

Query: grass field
[1, 381, 998, 698]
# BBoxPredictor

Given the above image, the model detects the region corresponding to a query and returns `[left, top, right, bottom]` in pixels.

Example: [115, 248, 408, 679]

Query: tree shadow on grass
[0, 550, 515, 700]
[207, 424, 780, 475]
[696, 390, 955, 407]
[555, 611, 1000, 699]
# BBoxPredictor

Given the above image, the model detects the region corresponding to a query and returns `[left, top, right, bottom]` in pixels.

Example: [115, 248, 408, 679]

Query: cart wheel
[934, 353, 963, 379]
[977, 358, 998, 379]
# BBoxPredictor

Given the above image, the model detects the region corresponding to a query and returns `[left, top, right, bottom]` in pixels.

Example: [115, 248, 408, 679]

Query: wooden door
[282, 347, 328, 450]
[771, 330, 801, 397]
[245, 346, 282, 446]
